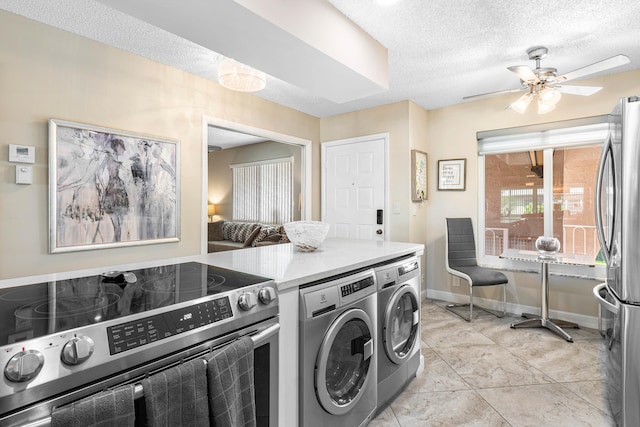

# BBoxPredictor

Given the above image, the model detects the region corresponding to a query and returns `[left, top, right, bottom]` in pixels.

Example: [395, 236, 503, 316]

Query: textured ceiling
[1, 0, 639, 121]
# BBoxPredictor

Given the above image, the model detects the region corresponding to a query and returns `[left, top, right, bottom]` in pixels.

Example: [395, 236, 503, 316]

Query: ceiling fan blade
[554, 85, 602, 96]
[507, 66, 538, 83]
[554, 54, 630, 83]
[463, 87, 527, 101]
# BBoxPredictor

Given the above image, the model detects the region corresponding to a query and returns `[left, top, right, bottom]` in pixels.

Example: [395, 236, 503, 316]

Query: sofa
[207, 220, 289, 253]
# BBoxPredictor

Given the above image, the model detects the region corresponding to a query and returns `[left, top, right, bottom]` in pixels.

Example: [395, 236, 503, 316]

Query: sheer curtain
[231, 157, 293, 224]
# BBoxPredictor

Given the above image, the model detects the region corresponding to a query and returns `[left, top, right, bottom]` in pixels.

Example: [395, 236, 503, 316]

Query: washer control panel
[301, 269, 376, 319]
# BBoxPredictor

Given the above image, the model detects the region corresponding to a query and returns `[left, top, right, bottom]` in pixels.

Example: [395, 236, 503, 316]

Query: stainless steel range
[0, 261, 279, 427]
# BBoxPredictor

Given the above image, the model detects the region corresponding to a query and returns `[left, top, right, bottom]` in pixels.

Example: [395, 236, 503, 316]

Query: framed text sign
[438, 158, 466, 191]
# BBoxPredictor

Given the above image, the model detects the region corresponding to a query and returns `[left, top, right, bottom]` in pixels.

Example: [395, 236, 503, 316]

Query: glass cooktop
[0, 262, 270, 347]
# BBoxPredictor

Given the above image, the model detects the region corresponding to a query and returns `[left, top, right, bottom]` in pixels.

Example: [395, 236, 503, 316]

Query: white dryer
[374, 256, 421, 411]
[299, 269, 378, 427]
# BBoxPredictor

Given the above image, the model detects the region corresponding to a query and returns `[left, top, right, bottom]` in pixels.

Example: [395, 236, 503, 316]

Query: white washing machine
[374, 256, 421, 411]
[299, 269, 378, 427]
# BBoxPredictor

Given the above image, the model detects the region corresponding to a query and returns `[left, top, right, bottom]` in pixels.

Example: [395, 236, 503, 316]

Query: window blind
[231, 157, 293, 224]
[477, 115, 609, 155]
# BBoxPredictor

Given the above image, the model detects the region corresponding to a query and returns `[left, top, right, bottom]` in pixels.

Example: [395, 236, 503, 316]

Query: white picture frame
[49, 119, 180, 253]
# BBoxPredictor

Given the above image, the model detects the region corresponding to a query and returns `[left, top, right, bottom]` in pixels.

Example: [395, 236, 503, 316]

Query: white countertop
[197, 238, 424, 290]
[0, 238, 424, 290]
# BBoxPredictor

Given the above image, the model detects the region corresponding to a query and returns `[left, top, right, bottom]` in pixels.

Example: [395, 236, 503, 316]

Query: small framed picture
[438, 158, 466, 191]
[411, 150, 428, 202]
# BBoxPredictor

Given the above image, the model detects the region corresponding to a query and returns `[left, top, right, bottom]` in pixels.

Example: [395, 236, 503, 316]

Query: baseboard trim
[425, 289, 599, 330]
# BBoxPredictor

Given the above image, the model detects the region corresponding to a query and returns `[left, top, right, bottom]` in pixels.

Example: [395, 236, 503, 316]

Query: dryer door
[384, 284, 419, 365]
[315, 308, 374, 415]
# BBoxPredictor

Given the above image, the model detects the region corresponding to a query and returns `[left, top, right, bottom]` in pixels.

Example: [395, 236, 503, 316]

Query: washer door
[315, 308, 374, 415]
[384, 284, 419, 365]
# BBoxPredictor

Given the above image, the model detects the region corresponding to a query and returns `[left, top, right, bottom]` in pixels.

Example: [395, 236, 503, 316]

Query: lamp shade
[537, 99, 556, 114]
[208, 204, 216, 216]
[510, 93, 532, 114]
[539, 87, 562, 105]
[218, 58, 266, 92]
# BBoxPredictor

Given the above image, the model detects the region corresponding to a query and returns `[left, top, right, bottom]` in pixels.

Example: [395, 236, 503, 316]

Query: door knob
[376, 229, 383, 235]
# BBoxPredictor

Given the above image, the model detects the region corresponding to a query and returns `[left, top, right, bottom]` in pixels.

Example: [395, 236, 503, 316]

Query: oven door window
[384, 286, 418, 364]
[314, 308, 373, 415]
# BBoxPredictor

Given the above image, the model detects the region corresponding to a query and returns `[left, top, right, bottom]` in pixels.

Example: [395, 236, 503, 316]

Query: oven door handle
[251, 323, 280, 347]
[24, 323, 280, 427]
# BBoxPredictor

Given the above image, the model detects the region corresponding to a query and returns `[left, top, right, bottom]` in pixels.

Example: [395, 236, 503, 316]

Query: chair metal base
[511, 312, 579, 342]
[446, 303, 505, 322]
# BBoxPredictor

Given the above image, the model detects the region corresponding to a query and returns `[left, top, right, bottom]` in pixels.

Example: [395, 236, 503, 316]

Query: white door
[322, 135, 386, 240]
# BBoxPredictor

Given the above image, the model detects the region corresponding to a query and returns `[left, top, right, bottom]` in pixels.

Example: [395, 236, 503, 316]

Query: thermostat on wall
[9, 144, 35, 163]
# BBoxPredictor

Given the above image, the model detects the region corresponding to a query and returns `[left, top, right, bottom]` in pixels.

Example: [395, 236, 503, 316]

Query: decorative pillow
[279, 225, 290, 243]
[231, 223, 260, 243]
[221, 222, 236, 241]
[208, 221, 225, 241]
[243, 226, 263, 247]
[251, 225, 282, 247]
[261, 233, 282, 243]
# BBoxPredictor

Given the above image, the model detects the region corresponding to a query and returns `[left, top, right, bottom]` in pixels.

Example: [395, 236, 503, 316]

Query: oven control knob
[258, 287, 276, 305]
[61, 336, 95, 365]
[5, 350, 44, 382]
[238, 292, 257, 311]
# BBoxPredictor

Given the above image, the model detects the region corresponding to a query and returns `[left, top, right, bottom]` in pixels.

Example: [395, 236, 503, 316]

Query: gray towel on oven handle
[50, 383, 135, 427]
[141, 358, 209, 427]
[206, 336, 256, 427]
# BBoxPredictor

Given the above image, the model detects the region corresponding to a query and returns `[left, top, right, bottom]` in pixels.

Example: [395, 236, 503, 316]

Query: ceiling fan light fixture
[468, 47, 629, 116]
[537, 98, 556, 114]
[539, 87, 562, 105]
[511, 93, 532, 114]
[218, 58, 266, 93]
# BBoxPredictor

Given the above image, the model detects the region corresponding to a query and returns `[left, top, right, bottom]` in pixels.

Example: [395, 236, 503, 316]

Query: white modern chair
[445, 217, 508, 321]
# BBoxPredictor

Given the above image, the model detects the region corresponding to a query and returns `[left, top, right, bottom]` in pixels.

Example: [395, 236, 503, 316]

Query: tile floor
[370, 299, 614, 427]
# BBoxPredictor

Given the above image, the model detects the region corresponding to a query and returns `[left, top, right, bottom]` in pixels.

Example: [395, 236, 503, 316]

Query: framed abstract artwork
[411, 149, 428, 201]
[438, 158, 466, 191]
[49, 119, 180, 253]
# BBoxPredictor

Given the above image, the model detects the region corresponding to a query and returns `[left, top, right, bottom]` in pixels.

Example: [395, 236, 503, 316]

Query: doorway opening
[201, 116, 312, 254]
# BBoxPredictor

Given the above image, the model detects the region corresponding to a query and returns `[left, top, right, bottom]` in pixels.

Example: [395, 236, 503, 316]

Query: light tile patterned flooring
[370, 299, 614, 427]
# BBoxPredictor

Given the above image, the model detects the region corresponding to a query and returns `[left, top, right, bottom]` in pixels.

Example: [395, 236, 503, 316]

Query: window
[231, 157, 293, 224]
[478, 117, 609, 274]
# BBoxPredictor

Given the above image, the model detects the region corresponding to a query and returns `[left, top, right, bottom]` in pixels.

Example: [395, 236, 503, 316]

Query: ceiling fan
[464, 46, 630, 114]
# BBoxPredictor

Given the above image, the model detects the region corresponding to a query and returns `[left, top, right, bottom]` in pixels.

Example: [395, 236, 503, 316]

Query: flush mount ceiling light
[217, 58, 266, 93]
[464, 46, 630, 114]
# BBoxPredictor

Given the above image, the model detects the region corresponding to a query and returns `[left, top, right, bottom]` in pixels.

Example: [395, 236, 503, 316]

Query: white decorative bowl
[535, 236, 561, 255]
[283, 221, 330, 252]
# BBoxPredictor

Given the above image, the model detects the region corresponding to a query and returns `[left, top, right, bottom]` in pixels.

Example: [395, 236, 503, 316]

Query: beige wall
[425, 69, 640, 318]
[3, 7, 639, 321]
[208, 140, 302, 221]
[319, 101, 430, 288]
[0, 11, 319, 280]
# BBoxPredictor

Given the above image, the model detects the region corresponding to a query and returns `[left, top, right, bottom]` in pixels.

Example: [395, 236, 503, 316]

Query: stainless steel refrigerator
[594, 95, 640, 427]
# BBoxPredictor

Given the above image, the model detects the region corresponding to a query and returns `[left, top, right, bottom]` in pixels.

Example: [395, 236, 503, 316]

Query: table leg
[510, 262, 578, 342]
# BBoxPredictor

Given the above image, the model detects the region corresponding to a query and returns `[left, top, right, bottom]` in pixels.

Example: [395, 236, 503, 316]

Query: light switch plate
[9, 144, 35, 163]
[16, 165, 33, 184]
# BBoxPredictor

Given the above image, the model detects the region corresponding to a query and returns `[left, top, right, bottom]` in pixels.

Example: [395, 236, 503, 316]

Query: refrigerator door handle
[593, 282, 619, 350]
[593, 283, 619, 315]
[595, 134, 615, 265]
